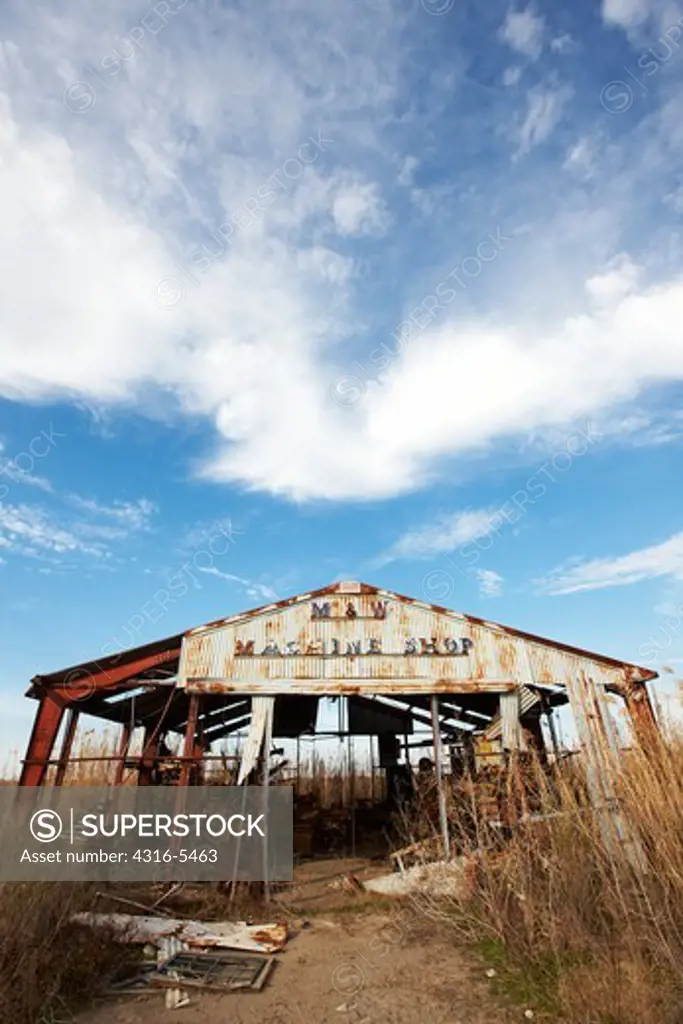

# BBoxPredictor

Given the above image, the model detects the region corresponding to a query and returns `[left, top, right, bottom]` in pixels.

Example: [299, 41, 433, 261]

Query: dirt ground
[81, 860, 509, 1024]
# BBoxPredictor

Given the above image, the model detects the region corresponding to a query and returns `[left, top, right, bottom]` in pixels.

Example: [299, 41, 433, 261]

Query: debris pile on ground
[364, 857, 472, 898]
[73, 912, 288, 952]
[73, 912, 289, 1009]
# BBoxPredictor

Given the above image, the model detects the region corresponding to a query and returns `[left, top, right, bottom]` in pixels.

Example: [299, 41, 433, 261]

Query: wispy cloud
[376, 507, 497, 565]
[0, 492, 159, 567]
[331, 177, 390, 237]
[475, 568, 505, 597]
[196, 565, 278, 602]
[515, 83, 573, 156]
[69, 496, 157, 531]
[537, 531, 683, 595]
[499, 6, 545, 60]
[0, 440, 55, 492]
[0, 504, 108, 559]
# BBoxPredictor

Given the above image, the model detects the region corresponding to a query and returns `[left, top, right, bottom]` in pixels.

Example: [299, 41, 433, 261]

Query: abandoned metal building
[19, 581, 659, 855]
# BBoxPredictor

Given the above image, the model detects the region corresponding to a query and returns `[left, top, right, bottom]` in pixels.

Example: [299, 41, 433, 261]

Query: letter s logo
[30, 809, 63, 843]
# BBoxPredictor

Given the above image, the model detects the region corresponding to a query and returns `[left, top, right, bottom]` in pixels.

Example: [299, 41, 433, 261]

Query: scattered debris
[72, 913, 288, 953]
[107, 964, 159, 995]
[165, 986, 192, 1011]
[158, 936, 189, 1009]
[79, 911, 288, 1006]
[327, 873, 365, 894]
[151, 949, 275, 993]
[364, 858, 471, 898]
[390, 836, 442, 873]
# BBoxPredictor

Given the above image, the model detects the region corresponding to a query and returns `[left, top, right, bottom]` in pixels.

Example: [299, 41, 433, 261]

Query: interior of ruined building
[19, 666, 569, 862]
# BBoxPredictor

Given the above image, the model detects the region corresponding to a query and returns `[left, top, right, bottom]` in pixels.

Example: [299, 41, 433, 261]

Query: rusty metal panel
[184, 679, 516, 696]
[500, 691, 526, 752]
[176, 581, 655, 697]
[565, 672, 645, 868]
[237, 696, 273, 785]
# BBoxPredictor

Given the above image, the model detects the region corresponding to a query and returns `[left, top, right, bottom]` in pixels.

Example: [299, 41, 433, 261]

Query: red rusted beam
[625, 681, 660, 746]
[26, 754, 239, 766]
[50, 647, 181, 702]
[114, 723, 132, 785]
[138, 725, 160, 787]
[179, 695, 200, 786]
[19, 694, 65, 786]
[54, 708, 80, 787]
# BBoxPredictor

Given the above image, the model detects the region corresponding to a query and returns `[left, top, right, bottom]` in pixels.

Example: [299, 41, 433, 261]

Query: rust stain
[498, 639, 517, 678]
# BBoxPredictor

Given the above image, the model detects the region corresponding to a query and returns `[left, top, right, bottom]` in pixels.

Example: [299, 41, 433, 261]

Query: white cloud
[377, 508, 498, 564]
[0, 503, 107, 559]
[585, 254, 642, 306]
[0, 490, 158, 563]
[0, 458, 52, 493]
[331, 178, 389, 237]
[503, 66, 523, 87]
[499, 6, 545, 60]
[550, 33, 577, 53]
[397, 155, 418, 187]
[0, 1, 682, 507]
[601, 0, 654, 29]
[515, 84, 573, 155]
[563, 135, 599, 180]
[69, 496, 157, 531]
[196, 565, 278, 601]
[537, 531, 683, 594]
[475, 569, 504, 597]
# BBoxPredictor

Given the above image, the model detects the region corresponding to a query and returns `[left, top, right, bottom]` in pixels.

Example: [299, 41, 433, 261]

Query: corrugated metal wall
[177, 583, 637, 696]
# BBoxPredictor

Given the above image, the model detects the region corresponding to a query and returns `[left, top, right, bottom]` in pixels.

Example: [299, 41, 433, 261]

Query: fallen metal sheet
[152, 948, 273, 992]
[237, 695, 274, 784]
[72, 913, 288, 953]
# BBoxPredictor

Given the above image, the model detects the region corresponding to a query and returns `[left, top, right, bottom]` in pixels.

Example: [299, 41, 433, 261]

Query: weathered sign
[234, 637, 474, 657]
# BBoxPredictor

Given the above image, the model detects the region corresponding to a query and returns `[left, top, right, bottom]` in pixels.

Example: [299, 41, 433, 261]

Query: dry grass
[291, 750, 382, 807]
[418, 736, 683, 1024]
[0, 882, 135, 1024]
[10, 721, 683, 1023]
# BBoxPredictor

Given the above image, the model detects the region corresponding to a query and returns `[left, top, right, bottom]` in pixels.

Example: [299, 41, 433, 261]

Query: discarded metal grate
[154, 948, 273, 991]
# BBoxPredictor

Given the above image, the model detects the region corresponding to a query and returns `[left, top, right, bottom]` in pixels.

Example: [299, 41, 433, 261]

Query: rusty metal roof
[176, 580, 657, 696]
[26, 632, 185, 698]
[29, 580, 656, 701]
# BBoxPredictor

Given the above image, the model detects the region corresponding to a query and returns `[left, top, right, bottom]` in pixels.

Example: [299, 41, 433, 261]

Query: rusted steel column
[431, 694, 451, 861]
[138, 726, 160, 786]
[54, 709, 80, 787]
[114, 722, 132, 785]
[179, 695, 200, 786]
[192, 741, 205, 785]
[19, 693, 65, 786]
[624, 682, 659, 746]
[262, 698, 273, 901]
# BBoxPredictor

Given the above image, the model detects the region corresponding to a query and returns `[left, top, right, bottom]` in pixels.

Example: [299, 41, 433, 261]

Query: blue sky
[1, 0, 683, 758]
